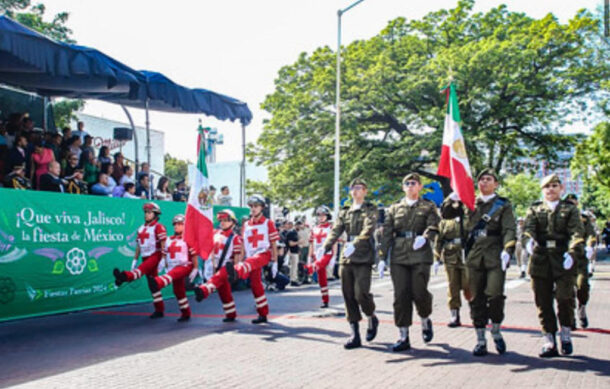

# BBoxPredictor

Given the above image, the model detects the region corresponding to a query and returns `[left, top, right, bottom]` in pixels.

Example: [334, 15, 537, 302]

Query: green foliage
[52, 99, 85, 129]
[164, 154, 190, 186]
[497, 173, 540, 217]
[2, 1, 75, 43]
[251, 0, 609, 210]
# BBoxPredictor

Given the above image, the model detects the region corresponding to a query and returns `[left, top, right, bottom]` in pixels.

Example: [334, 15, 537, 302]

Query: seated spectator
[3, 163, 31, 189]
[91, 173, 112, 196]
[81, 135, 94, 161]
[119, 164, 134, 186]
[135, 173, 151, 199]
[98, 146, 112, 165]
[137, 162, 150, 181]
[155, 176, 172, 201]
[31, 141, 55, 189]
[68, 135, 82, 162]
[39, 161, 65, 192]
[172, 179, 188, 202]
[112, 152, 124, 183]
[83, 152, 100, 189]
[63, 153, 80, 178]
[65, 168, 88, 194]
[217, 185, 232, 206]
[122, 182, 139, 199]
[101, 163, 117, 193]
[6, 134, 28, 175]
[47, 133, 62, 162]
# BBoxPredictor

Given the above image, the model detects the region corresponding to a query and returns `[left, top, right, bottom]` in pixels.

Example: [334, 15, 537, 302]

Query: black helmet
[315, 205, 332, 221]
[247, 194, 266, 207]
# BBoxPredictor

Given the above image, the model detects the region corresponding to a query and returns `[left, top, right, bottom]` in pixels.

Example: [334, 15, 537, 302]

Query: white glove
[448, 192, 460, 201]
[271, 261, 278, 278]
[343, 243, 355, 258]
[316, 247, 325, 260]
[563, 252, 574, 270]
[131, 259, 138, 270]
[413, 236, 427, 250]
[433, 260, 441, 275]
[585, 246, 593, 260]
[157, 261, 166, 274]
[526, 240, 535, 256]
[501, 250, 511, 271]
[378, 260, 386, 279]
[188, 268, 198, 283]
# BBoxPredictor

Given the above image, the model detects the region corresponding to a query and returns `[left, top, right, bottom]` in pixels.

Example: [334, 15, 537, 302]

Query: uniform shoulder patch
[532, 200, 542, 206]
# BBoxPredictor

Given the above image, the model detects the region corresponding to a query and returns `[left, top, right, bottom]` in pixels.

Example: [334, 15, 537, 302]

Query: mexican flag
[437, 83, 475, 210]
[184, 128, 214, 259]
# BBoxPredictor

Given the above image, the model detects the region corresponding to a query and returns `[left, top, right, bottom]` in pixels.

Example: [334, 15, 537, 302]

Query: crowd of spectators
[0, 112, 238, 204]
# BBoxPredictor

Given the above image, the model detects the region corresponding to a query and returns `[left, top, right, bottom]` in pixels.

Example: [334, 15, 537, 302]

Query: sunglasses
[403, 181, 419, 187]
[543, 183, 561, 189]
[350, 185, 365, 190]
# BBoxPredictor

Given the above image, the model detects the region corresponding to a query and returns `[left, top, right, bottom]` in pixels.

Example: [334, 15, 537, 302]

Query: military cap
[350, 178, 367, 188]
[540, 173, 561, 188]
[477, 168, 498, 182]
[402, 172, 421, 184]
[565, 193, 578, 201]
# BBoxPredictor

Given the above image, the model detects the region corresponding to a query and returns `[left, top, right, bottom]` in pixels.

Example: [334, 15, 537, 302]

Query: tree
[250, 0, 609, 209]
[497, 173, 540, 218]
[164, 154, 190, 186]
[1, 0, 84, 128]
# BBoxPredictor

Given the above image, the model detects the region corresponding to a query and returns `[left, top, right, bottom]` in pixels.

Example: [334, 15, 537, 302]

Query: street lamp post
[334, 0, 365, 216]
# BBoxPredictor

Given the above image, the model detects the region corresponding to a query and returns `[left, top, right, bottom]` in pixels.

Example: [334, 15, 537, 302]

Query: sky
[42, 0, 603, 163]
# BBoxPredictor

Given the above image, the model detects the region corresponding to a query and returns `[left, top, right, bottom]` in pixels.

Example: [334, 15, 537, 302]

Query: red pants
[306, 254, 333, 304]
[198, 266, 237, 319]
[124, 252, 164, 313]
[235, 251, 271, 317]
[153, 264, 193, 318]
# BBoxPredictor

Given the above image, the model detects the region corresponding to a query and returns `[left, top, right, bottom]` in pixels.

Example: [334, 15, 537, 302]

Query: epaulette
[532, 200, 543, 206]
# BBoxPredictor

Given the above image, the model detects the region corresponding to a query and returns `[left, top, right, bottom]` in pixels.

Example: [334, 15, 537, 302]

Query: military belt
[346, 235, 359, 242]
[538, 239, 568, 250]
[395, 231, 415, 238]
[443, 238, 462, 245]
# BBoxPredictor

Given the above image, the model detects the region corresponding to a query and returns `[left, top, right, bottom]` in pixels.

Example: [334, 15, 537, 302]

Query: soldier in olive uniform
[380, 173, 440, 351]
[441, 169, 516, 356]
[323, 178, 379, 349]
[434, 214, 471, 327]
[565, 194, 595, 329]
[523, 175, 584, 357]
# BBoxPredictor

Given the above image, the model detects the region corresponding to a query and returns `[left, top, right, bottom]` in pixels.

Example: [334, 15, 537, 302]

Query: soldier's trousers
[576, 270, 589, 306]
[340, 263, 375, 322]
[391, 263, 432, 327]
[532, 273, 576, 334]
[445, 264, 470, 310]
[468, 264, 505, 328]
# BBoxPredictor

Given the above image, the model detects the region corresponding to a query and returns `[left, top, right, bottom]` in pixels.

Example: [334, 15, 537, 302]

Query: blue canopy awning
[0, 15, 142, 96]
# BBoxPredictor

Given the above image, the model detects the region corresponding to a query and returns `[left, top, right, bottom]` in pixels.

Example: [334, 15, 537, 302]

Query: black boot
[225, 262, 237, 284]
[251, 315, 268, 324]
[422, 318, 433, 343]
[320, 302, 329, 309]
[194, 287, 205, 302]
[345, 322, 362, 349]
[578, 305, 588, 329]
[473, 343, 488, 356]
[539, 333, 559, 358]
[177, 316, 190, 322]
[113, 268, 126, 287]
[146, 275, 159, 294]
[448, 310, 461, 328]
[223, 317, 236, 323]
[149, 311, 164, 319]
[392, 338, 411, 352]
[366, 315, 379, 342]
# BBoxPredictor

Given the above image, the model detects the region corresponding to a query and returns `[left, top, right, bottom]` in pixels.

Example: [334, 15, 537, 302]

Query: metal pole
[42, 96, 48, 131]
[241, 124, 246, 207]
[334, 10, 342, 217]
[334, 0, 365, 217]
[145, 98, 151, 166]
[120, 105, 139, 175]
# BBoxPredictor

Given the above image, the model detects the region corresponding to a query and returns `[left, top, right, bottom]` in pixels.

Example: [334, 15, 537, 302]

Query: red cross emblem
[247, 228, 265, 248]
[167, 240, 182, 259]
[138, 229, 150, 244]
[314, 230, 326, 244]
[213, 235, 226, 255]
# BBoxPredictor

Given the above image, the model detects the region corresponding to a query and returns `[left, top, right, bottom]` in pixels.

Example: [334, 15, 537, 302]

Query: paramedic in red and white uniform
[113, 202, 167, 318]
[193, 209, 243, 322]
[305, 205, 337, 308]
[147, 214, 199, 322]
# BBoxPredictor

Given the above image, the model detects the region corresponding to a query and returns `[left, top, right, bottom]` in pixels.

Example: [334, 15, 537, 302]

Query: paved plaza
[2, 261, 609, 388]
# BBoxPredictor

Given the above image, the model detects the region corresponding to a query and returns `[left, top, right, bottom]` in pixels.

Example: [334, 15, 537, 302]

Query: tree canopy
[250, 0, 609, 209]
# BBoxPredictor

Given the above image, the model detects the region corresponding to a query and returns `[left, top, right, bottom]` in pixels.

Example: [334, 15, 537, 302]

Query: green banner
[0, 188, 249, 322]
